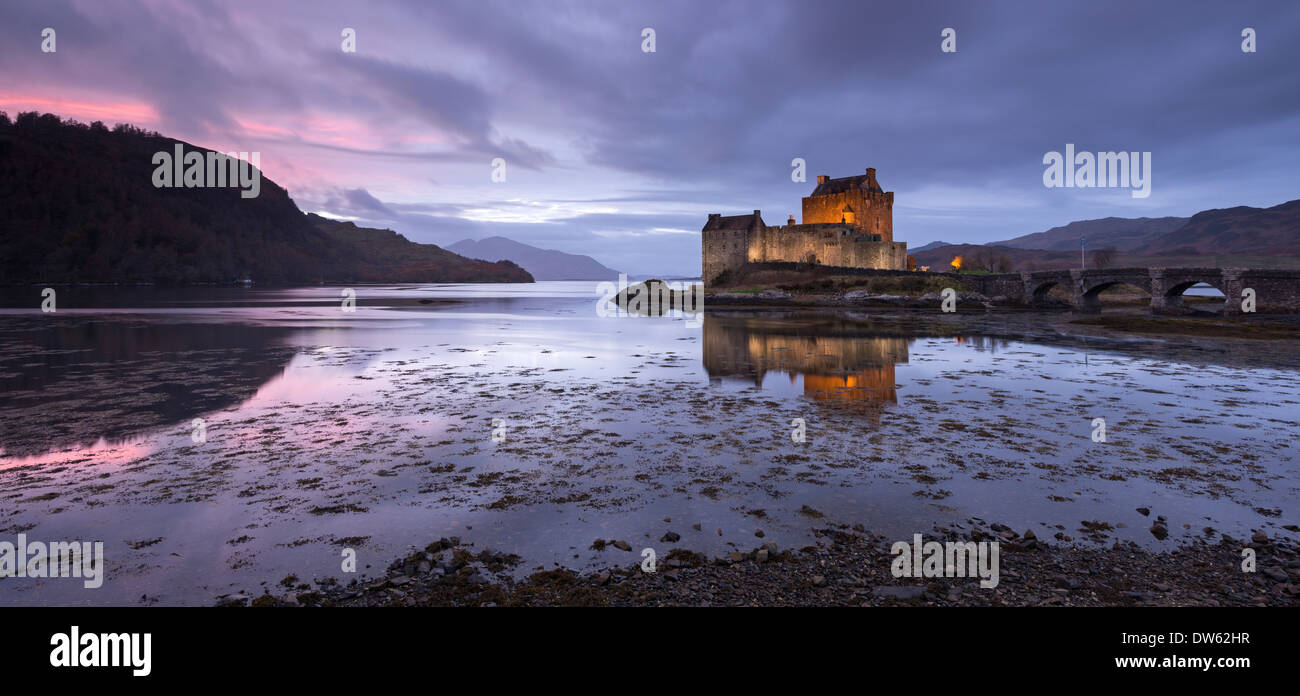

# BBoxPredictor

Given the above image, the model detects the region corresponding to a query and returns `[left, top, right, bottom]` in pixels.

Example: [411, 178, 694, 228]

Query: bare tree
[1091, 247, 1118, 269]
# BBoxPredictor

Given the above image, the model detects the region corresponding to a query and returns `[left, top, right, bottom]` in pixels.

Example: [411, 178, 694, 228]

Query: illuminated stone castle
[701, 168, 907, 286]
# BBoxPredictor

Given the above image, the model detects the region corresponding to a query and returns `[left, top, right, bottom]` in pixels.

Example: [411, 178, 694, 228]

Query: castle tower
[801, 167, 894, 242]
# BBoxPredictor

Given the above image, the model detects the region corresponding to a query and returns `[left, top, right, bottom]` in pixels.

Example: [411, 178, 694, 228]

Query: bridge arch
[1030, 280, 1062, 302]
[1022, 271, 1075, 308]
[1079, 279, 1150, 314]
[1160, 278, 1229, 313]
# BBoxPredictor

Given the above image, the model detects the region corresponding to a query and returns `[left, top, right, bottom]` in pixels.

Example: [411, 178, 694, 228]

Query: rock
[660, 531, 681, 543]
[416, 561, 431, 574]
[1149, 523, 1169, 540]
[761, 541, 779, 554]
[728, 551, 745, 563]
[811, 575, 827, 587]
[755, 549, 769, 563]
[1023, 528, 1037, 541]
[594, 571, 611, 586]
[754, 529, 765, 538]
[611, 540, 632, 552]
[874, 586, 926, 600]
[1262, 567, 1288, 582]
[1136, 507, 1150, 516]
[1252, 530, 1270, 544]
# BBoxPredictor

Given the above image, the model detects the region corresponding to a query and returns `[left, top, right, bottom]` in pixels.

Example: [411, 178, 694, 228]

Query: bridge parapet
[745, 264, 1300, 314]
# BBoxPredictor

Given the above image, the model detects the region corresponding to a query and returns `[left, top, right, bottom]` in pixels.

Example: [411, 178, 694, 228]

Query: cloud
[3, 0, 1299, 274]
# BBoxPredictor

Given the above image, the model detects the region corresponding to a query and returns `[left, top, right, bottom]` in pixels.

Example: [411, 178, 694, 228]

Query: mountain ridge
[913, 199, 1300, 271]
[448, 236, 621, 280]
[0, 111, 532, 284]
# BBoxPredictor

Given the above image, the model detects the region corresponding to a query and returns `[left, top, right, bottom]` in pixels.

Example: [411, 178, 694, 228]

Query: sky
[2, 0, 1298, 276]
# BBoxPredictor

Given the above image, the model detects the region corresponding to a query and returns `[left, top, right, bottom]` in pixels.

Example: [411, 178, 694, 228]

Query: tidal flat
[0, 282, 1297, 605]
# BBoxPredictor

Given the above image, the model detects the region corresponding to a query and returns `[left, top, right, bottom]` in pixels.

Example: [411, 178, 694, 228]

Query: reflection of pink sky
[243, 356, 373, 404]
[0, 436, 155, 472]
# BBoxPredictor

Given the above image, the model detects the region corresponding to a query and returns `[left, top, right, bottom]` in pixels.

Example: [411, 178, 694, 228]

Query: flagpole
[1081, 236, 1085, 270]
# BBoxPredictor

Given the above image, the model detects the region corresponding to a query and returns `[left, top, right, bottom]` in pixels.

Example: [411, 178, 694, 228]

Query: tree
[1091, 247, 1118, 269]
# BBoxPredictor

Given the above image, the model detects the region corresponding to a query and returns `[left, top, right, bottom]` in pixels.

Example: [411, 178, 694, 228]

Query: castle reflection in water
[702, 312, 910, 420]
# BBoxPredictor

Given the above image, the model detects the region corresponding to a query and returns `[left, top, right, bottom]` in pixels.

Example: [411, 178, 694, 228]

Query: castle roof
[703, 211, 764, 231]
[811, 172, 883, 196]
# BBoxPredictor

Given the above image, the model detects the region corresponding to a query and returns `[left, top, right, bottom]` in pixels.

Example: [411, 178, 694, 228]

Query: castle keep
[701, 168, 907, 286]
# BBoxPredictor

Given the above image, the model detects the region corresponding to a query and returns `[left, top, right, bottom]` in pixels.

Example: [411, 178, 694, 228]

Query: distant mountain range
[448, 236, 620, 280]
[0, 112, 532, 284]
[913, 199, 1300, 271]
[910, 240, 956, 253]
[990, 216, 1189, 252]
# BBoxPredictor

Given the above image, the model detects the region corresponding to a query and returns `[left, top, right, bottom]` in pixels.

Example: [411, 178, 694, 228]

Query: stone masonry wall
[701, 228, 751, 285]
[801, 190, 894, 242]
[751, 225, 906, 271]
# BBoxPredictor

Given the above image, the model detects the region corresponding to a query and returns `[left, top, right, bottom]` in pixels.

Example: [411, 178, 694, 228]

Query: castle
[701, 168, 907, 286]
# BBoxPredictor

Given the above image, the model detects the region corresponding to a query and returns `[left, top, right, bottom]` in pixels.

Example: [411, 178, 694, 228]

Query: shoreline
[229, 519, 1300, 607]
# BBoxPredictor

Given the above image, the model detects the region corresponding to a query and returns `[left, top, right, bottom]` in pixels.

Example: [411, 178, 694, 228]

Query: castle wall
[701, 227, 751, 285]
[801, 190, 894, 242]
[752, 225, 907, 271]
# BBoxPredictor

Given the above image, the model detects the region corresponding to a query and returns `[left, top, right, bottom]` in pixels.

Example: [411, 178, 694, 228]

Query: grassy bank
[711, 268, 967, 296]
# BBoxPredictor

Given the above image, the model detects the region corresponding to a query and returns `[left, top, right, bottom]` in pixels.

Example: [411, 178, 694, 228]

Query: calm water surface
[0, 282, 1296, 605]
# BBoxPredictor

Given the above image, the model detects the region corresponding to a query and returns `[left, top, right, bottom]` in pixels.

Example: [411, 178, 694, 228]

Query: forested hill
[0, 112, 532, 284]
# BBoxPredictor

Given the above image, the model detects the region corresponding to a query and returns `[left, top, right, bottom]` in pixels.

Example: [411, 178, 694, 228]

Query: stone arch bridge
[948, 267, 1300, 314]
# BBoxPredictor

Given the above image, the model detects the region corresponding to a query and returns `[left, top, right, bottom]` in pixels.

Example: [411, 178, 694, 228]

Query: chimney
[753, 209, 761, 217]
[787, 214, 796, 225]
[816, 175, 828, 185]
[708, 213, 719, 220]
[865, 167, 878, 189]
